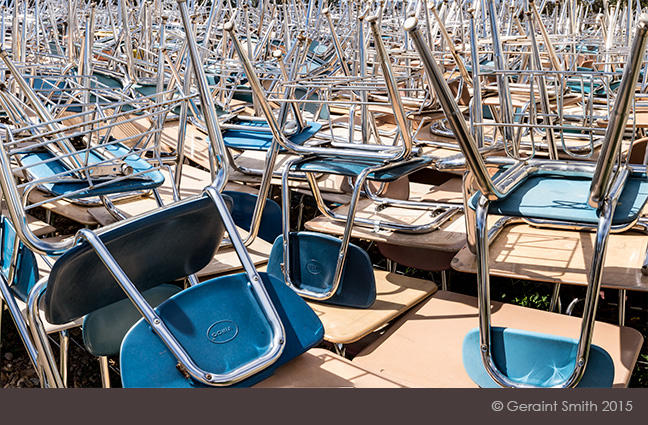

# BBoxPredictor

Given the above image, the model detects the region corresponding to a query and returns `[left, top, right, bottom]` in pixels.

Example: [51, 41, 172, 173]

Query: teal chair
[407, 15, 648, 387]
[223, 17, 450, 308]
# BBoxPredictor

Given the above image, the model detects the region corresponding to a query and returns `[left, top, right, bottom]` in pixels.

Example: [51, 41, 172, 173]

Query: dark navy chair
[26, 187, 324, 388]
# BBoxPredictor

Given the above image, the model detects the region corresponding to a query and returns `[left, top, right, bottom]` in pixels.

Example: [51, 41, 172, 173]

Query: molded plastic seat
[18, 142, 165, 199]
[468, 173, 648, 225]
[462, 327, 615, 388]
[267, 232, 377, 308]
[120, 272, 324, 388]
[222, 120, 322, 151]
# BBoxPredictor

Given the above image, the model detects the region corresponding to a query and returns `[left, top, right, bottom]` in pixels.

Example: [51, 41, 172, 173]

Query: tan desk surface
[483, 92, 582, 110]
[27, 163, 258, 227]
[112, 164, 259, 220]
[353, 290, 643, 388]
[451, 223, 648, 292]
[305, 270, 437, 345]
[254, 348, 414, 388]
[196, 230, 273, 280]
[27, 190, 104, 226]
[227, 150, 347, 193]
[1, 209, 57, 237]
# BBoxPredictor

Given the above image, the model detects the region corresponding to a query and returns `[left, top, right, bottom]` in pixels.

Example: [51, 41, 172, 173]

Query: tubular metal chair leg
[99, 356, 111, 388]
[440, 269, 449, 292]
[475, 194, 619, 387]
[59, 330, 69, 388]
[549, 283, 562, 313]
[386, 259, 397, 273]
[334, 343, 346, 358]
[618, 289, 626, 326]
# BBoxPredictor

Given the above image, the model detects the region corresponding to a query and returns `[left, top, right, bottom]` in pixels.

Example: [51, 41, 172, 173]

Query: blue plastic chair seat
[202, 73, 255, 103]
[468, 172, 648, 226]
[132, 84, 228, 117]
[290, 156, 433, 182]
[222, 121, 322, 151]
[18, 142, 165, 198]
[566, 78, 620, 95]
[91, 72, 125, 89]
[31, 77, 67, 101]
[48, 70, 126, 112]
[462, 327, 615, 388]
[120, 272, 324, 388]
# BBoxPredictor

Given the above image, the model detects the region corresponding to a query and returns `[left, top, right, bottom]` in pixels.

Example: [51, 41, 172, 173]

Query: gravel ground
[1, 312, 107, 388]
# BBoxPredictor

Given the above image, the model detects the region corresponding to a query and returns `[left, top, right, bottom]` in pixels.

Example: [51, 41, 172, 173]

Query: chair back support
[45, 195, 229, 324]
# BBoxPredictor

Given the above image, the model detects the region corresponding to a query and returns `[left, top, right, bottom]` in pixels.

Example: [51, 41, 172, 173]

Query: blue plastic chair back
[223, 191, 282, 243]
[0, 217, 39, 302]
[44, 195, 230, 325]
[267, 231, 377, 308]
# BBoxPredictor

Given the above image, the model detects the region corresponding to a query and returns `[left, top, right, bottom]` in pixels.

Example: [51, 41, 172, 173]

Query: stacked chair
[0, 0, 645, 389]
[353, 13, 647, 388]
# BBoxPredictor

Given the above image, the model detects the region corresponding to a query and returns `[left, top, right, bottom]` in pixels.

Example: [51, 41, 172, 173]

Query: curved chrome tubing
[406, 13, 648, 388]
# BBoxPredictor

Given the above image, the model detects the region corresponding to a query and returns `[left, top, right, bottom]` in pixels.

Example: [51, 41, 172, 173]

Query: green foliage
[492, 279, 553, 310]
